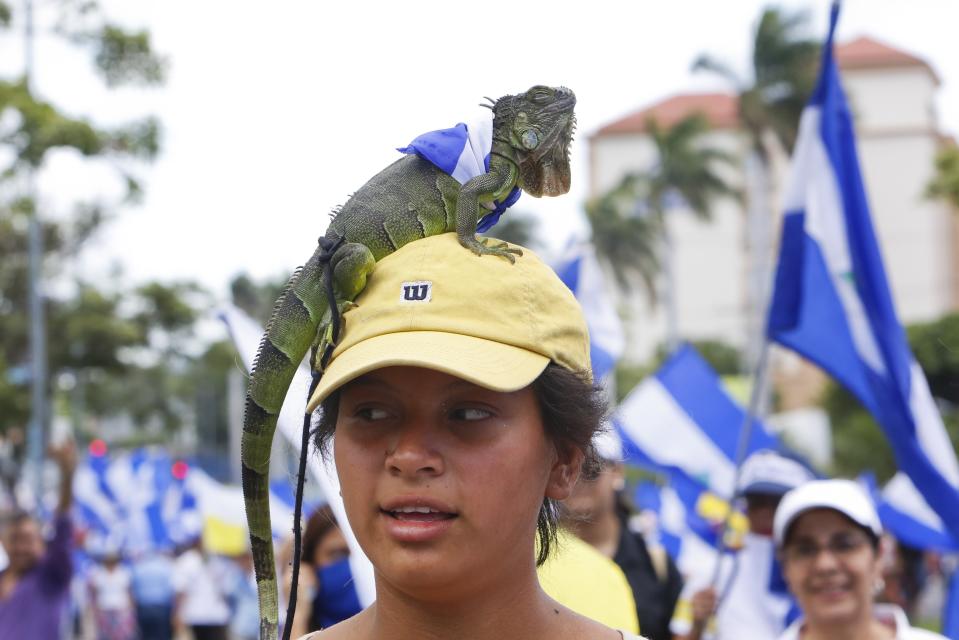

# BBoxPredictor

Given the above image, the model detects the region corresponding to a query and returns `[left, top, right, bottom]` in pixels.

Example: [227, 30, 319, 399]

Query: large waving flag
[764, 3, 959, 540]
[860, 474, 959, 553]
[616, 345, 779, 497]
[553, 240, 625, 380]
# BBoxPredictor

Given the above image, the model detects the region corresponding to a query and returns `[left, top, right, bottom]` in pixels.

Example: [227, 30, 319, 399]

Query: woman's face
[313, 526, 350, 568]
[782, 508, 880, 627]
[333, 366, 578, 601]
[563, 462, 623, 522]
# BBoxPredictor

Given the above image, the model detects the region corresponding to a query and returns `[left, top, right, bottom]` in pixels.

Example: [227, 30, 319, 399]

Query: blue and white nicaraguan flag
[553, 240, 625, 381]
[74, 448, 194, 552]
[616, 345, 780, 498]
[764, 3, 959, 542]
[398, 111, 521, 232]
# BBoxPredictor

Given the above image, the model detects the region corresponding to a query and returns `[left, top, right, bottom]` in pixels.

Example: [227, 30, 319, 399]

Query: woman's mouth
[386, 506, 457, 522]
[380, 501, 458, 543]
[808, 582, 852, 601]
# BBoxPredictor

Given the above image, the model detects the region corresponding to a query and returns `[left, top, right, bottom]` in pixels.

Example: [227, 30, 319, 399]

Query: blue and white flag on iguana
[765, 3, 959, 541]
[398, 111, 521, 232]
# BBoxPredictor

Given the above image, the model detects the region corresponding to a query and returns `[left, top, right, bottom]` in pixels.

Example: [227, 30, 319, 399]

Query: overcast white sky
[2, 0, 957, 299]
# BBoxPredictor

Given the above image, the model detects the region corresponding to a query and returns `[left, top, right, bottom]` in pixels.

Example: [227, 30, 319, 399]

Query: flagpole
[709, 339, 772, 587]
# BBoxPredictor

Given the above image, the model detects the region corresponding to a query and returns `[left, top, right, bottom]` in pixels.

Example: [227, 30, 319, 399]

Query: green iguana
[242, 84, 576, 639]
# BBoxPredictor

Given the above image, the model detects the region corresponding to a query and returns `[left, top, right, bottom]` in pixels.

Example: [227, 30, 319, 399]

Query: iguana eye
[528, 86, 553, 104]
[521, 130, 539, 150]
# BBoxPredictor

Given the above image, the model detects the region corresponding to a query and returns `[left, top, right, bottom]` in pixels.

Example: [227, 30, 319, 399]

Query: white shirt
[88, 565, 133, 611]
[778, 604, 947, 640]
[670, 533, 794, 640]
[171, 549, 231, 625]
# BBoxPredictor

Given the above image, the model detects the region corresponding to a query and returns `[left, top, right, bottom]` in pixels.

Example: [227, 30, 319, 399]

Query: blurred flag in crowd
[764, 4, 959, 541]
[616, 345, 780, 497]
[553, 240, 625, 381]
[74, 449, 297, 555]
[74, 448, 197, 553]
[631, 472, 748, 580]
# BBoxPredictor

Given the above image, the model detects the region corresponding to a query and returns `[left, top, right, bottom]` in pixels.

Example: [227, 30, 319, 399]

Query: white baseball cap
[773, 479, 883, 547]
[736, 449, 814, 497]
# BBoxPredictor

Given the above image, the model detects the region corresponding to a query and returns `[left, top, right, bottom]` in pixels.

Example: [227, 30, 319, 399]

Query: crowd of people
[0, 234, 954, 639]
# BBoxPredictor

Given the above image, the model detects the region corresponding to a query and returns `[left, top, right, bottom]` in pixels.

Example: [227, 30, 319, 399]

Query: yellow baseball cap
[306, 232, 591, 412]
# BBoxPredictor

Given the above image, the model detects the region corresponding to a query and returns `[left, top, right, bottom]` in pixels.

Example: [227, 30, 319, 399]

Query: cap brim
[739, 481, 793, 497]
[306, 331, 550, 412]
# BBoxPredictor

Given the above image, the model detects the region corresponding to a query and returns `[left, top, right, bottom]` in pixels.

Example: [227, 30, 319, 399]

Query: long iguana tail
[242, 247, 328, 640]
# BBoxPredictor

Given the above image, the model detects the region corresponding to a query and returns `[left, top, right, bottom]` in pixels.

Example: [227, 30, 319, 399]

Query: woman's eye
[356, 407, 390, 421]
[450, 407, 493, 421]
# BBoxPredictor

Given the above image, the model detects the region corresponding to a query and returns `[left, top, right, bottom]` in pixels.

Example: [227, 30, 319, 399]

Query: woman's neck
[364, 563, 562, 640]
[802, 616, 896, 640]
[567, 509, 621, 558]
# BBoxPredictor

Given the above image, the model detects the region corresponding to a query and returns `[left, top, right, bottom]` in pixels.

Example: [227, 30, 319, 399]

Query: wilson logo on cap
[400, 281, 432, 303]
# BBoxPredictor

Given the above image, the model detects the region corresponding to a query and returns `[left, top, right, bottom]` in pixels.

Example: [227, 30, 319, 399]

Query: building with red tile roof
[587, 36, 957, 371]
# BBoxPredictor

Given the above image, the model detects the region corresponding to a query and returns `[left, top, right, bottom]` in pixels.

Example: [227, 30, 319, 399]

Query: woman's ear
[545, 446, 585, 500]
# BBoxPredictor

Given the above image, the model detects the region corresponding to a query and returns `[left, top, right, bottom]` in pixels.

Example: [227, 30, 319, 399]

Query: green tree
[585, 173, 662, 297]
[0, 0, 165, 435]
[230, 272, 290, 326]
[588, 114, 736, 352]
[587, 114, 736, 300]
[693, 6, 818, 364]
[693, 6, 819, 158]
[927, 145, 959, 210]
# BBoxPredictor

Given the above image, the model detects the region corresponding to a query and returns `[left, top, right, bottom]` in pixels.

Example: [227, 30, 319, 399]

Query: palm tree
[585, 173, 662, 298]
[588, 113, 737, 350]
[693, 7, 819, 158]
[692, 6, 818, 362]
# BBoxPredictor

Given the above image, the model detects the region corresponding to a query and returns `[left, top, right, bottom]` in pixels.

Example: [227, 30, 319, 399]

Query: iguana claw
[466, 237, 523, 263]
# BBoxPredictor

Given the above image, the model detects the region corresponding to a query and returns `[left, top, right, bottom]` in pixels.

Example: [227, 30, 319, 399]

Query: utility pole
[24, 0, 48, 506]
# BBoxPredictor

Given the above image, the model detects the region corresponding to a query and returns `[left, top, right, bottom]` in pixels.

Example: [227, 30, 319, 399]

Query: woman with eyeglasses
[773, 479, 945, 640]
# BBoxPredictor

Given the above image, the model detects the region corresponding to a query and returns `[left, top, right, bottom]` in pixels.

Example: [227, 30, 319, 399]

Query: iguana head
[492, 85, 576, 198]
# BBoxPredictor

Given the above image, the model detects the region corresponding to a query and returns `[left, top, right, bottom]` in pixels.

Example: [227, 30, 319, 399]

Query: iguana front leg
[455, 161, 524, 262]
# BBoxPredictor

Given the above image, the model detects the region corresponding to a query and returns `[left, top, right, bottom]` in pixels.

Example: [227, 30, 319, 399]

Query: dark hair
[2, 510, 36, 533]
[301, 504, 340, 565]
[312, 362, 607, 566]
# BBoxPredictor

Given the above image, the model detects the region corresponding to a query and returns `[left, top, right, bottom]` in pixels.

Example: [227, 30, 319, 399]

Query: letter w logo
[399, 281, 432, 303]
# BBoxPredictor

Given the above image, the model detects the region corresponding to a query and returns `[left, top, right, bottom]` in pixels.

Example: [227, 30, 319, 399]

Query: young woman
[774, 479, 945, 640]
[299, 233, 643, 640]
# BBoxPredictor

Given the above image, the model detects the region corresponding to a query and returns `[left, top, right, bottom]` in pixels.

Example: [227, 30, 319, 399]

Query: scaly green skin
[242, 85, 576, 639]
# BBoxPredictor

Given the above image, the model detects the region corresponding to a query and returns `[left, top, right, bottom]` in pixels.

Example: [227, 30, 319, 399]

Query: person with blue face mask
[285, 505, 361, 636]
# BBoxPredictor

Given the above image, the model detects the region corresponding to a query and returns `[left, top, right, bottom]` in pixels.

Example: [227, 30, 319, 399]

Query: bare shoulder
[548, 603, 632, 640]
[297, 610, 369, 640]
